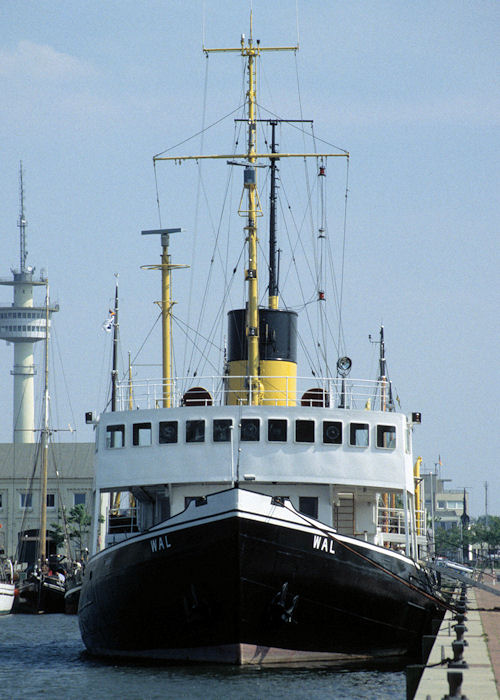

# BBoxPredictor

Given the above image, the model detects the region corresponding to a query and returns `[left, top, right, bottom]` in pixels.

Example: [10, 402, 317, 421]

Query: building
[422, 472, 468, 533]
[0, 442, 94, 560]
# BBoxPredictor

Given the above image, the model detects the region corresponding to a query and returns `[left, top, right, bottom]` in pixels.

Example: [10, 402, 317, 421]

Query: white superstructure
[90, 374, 426, 558]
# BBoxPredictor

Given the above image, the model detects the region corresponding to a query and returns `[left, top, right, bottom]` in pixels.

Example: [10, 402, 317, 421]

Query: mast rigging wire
[183, 51, 211, 377]
[184, 58, 248, 378]
[153, 105, 246, 160]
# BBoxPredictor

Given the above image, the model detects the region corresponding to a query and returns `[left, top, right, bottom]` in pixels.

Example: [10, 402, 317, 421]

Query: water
[0, 614, 406, 699]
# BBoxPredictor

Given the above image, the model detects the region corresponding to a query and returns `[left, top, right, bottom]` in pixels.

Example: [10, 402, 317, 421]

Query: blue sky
[0, 1, 498, 515]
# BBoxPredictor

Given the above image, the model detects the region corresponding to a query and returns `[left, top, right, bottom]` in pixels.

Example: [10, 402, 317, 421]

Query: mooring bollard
[454, 610, 467, 625]
[448, 639, 468, 669]
[441, 669, 468, 699]
[453, 622, 467, 644]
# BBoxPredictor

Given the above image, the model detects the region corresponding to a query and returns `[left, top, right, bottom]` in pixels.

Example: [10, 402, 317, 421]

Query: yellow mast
[154, 16, 348, 406]
[162, 233, 172, 407]
[201, 17, 298, 404]
[141, 228, 188, 408]
[245, 24, 259, 404]
[414, 456, 422, 535]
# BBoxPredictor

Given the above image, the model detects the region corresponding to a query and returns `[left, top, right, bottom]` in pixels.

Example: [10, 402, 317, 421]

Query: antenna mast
[18, 161, 28, 273]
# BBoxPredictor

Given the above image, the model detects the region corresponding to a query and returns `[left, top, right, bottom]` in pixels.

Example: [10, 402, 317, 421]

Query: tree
[67, 504, 92, 558]
[472, 516, 500, 549]
[434, 525, 464, 557]
[48, 522, 66, 551]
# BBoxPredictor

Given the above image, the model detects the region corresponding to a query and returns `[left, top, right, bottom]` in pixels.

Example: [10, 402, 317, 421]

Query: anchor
[270, 582, 299, 625]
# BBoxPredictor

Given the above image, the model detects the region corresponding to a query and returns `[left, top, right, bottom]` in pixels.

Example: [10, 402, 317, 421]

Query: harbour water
[0, 614, 406, 698]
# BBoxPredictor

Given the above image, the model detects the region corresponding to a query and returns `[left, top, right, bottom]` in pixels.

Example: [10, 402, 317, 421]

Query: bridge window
[241, 418, 260, 441]
[106, 424, 125, 448]
[133, 422, 152, 446]
[295, 419, 315, 443]
[268, 419, 287, 442]
[213, 419, 232, 442]
[377, 425, 396, 449]
[159, 421, 178, 444]
[323, 421, 342, 444]
[350, 422, 369, 447]
[186, 419, 205, 443]
[299, 496, 318, 519]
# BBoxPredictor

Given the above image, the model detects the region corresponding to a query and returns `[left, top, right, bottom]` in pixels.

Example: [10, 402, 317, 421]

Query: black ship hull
[14, 576, 66, 614]
[79, 490, 444, 664]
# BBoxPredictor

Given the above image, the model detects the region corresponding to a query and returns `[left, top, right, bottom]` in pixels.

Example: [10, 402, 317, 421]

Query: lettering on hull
[150, 535, 172, 553]
[312, 534, 335, 555]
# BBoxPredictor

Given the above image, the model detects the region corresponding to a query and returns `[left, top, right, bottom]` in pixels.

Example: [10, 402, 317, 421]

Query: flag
[102, 310, 115, 332]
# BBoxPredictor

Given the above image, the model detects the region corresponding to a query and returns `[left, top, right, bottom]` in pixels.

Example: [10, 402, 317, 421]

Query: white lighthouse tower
[0, 163, 59, 443]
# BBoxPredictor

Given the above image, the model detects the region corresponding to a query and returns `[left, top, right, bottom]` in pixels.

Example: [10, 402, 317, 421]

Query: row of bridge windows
[105, 419, 396, 450]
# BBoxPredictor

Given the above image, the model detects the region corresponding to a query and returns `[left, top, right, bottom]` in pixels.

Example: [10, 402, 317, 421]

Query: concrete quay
[411, 586, 500, 699]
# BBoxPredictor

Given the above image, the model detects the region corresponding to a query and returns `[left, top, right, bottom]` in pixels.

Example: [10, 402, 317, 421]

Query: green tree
[470, 516, 500, 559]
[434, 525, 463, 557]
[48, 522, 66, 551]
[67, 504, 92, 558]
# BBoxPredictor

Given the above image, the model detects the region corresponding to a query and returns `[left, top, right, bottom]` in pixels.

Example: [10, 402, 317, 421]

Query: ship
[78, 19, 446, 664]
[0, 559, 15, 615]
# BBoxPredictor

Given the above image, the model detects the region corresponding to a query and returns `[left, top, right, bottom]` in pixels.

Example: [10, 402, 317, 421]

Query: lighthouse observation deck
[0, 273, 59, 343]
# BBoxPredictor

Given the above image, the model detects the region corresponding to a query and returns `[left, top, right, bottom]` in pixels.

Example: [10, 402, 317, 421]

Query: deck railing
[378, 507, 426, 536]
[115, 375, 395, 412]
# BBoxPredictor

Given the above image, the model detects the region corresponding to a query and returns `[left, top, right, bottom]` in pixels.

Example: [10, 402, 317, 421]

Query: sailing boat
[14, 285, 67, 614]
[0, 559, 15, 615]
[65, 276, 125, 614]
[78, 20, 446, 663]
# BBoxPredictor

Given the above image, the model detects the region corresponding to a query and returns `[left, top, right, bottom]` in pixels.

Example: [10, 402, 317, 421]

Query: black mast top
[268, 120, 279, 308]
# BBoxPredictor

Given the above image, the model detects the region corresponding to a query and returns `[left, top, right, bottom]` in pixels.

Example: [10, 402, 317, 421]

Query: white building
[0, 442, 94, 560]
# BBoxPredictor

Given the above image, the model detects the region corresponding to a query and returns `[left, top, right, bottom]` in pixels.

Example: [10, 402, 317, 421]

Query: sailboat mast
[111, 275, 119, 412]
[39, 283, 50, 564]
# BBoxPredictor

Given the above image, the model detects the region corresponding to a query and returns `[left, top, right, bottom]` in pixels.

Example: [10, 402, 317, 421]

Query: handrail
[378, 506, 426, 536]
[115, 375, 396, 412]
